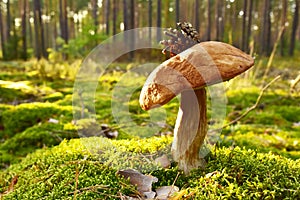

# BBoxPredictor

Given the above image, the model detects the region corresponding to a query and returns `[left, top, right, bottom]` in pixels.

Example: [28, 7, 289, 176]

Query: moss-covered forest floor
[0, 58, 299, 199]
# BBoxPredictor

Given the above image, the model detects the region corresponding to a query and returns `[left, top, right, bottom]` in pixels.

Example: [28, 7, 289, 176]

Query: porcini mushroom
[139, 40, 254, 174]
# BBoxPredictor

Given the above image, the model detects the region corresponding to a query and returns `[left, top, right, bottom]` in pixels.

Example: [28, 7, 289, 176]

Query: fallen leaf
[155, 186, 179, 200]
[117, 169, 158, 197]
[155, 155, 171, 169]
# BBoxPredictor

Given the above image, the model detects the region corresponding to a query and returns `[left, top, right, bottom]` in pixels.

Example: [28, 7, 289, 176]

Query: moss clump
[42, 92, 64, 102]
[0, 123, 78, 168]
[1, 102, 74, 138]
[0, 137, 299, 199]
[0, 104, 12, 131]
[0, 137, 171, 199]
[186, 147, 300, 199]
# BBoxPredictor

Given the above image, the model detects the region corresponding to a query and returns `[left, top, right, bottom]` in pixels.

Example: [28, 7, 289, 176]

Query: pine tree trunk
[280, 0, 287, 56]
[242, 0, 248, 51]
[246, 0, 253, 53]
[91, 0, 98, 31]
[206, 0, 211, 41]
[148, 0, 152, 42]
[215, 0, 224, 41]
[0, 2, 7, 60]
[175, 0, 180, 24]
[6, 0, 11, 42]
[105, 0, 110, 35]
[194, 0, 200, 32]
[156, 0, 162, 42]
[33, 0, 43, 59]
[261, 0, 271, 55]
[129, 0, 135, 60]
[113, 0, 117, 36]
[21, 0, 27, 60]
[289, 0, 299, 56]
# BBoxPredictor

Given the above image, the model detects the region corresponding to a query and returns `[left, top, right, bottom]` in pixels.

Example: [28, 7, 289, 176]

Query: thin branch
[290, 73, 300, 93]
[210, 75, 281, 133]
[262, 26, 285, 82]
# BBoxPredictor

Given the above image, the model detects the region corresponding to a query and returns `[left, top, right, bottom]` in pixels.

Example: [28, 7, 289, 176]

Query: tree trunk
[0, 2, 7, 60]
[194, 0, 200, 32]
[164, 0, 170, 27]
[105, 0, 110, 35]
[21, 0, 28, 60]
[215, 0, 224, 41]
[241, 0, 248, 51]
[123, 0, 128, 32]
[148, 0, 152, 41]
[6, 0, 11, 42]
[246, 0, 253, 53]
[280, 0, 287, 56]
[129, 0, 135, 60]
[289, 0, 299, 56]
[175, 0, 180, 24]
[113, 0, 117, 36]
[33, 0, 46, 59]
[91, 0, 98, 31]
[260, 0, 271, 55]
[206, 0, 212, 41]
[156, 0, 162, 42]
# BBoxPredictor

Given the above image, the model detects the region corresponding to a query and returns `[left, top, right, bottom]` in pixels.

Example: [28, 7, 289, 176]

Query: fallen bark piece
[155, 186, 179, 200]
[116, 169, 158, 197]
[154, 154, 171, 169]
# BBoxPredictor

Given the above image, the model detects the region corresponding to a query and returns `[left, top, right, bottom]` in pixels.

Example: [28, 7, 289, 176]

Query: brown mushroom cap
[139, 41, 254, 110]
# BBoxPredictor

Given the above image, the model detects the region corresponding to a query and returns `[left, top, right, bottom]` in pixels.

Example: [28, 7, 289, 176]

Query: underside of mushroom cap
[139, 41, 255, 110]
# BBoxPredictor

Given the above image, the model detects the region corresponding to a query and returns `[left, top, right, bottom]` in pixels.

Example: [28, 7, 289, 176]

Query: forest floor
[0, 57, 299, 199]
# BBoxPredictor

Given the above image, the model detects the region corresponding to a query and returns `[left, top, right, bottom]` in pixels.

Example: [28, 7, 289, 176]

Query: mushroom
[139, 41, 254, 174]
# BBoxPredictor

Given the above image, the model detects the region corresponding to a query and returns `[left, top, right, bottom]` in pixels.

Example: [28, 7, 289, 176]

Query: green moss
[221, 125, 300, 159]
[0, 137, 171, 199]
[0, 139, 299, 199]
[1, 102, 74, 138]
[185, 147, 300, 199]
[42, 92, 64, 102]
[0, 123, 78, 168]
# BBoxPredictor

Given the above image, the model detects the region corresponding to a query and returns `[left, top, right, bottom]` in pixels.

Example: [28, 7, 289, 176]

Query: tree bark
[6, 0, 11, 42]
[206, 0, 212, 41]
[289, 0, 299, 56]
[175, 0, 180, 24]
[59, 0, 69, 46]
[91, 0, 98, 31]
[280, 0, 287, 56]
[148, 0, 152, 42]
[123, 0, 128, 32]
[215, 0, 224, 41]
[156, 0, 162, 42]
[242, 0, 248, 51]
[113, 0, 117, 36]
[129, 0, 135, 60]
[0, 2, 6, 60]
[21, 0, 28, 60]
[246, 0, 253, 53]
[194, 0, 200, 32]
[260, 0, 271, 55]
[33, 0, 46, 59]
[105, 0, 110, 35]
[172, 89, 207, 174]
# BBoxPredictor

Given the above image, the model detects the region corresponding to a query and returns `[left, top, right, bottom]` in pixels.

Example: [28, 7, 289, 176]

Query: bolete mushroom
[139, 39, 254, 174]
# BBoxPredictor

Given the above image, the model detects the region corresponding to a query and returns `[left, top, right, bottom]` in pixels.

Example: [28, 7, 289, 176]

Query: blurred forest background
[0, 0, 300, 61]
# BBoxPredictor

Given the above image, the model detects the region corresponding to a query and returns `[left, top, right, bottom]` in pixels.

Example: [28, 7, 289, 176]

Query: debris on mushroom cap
[139, 41, 254, 110]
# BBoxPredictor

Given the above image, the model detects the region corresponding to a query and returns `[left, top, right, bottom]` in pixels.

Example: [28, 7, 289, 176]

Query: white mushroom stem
[171, 88, 207, 174]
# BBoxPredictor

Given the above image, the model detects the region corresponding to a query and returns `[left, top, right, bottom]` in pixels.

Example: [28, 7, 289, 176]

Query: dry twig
[210, 75, 281, 133]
